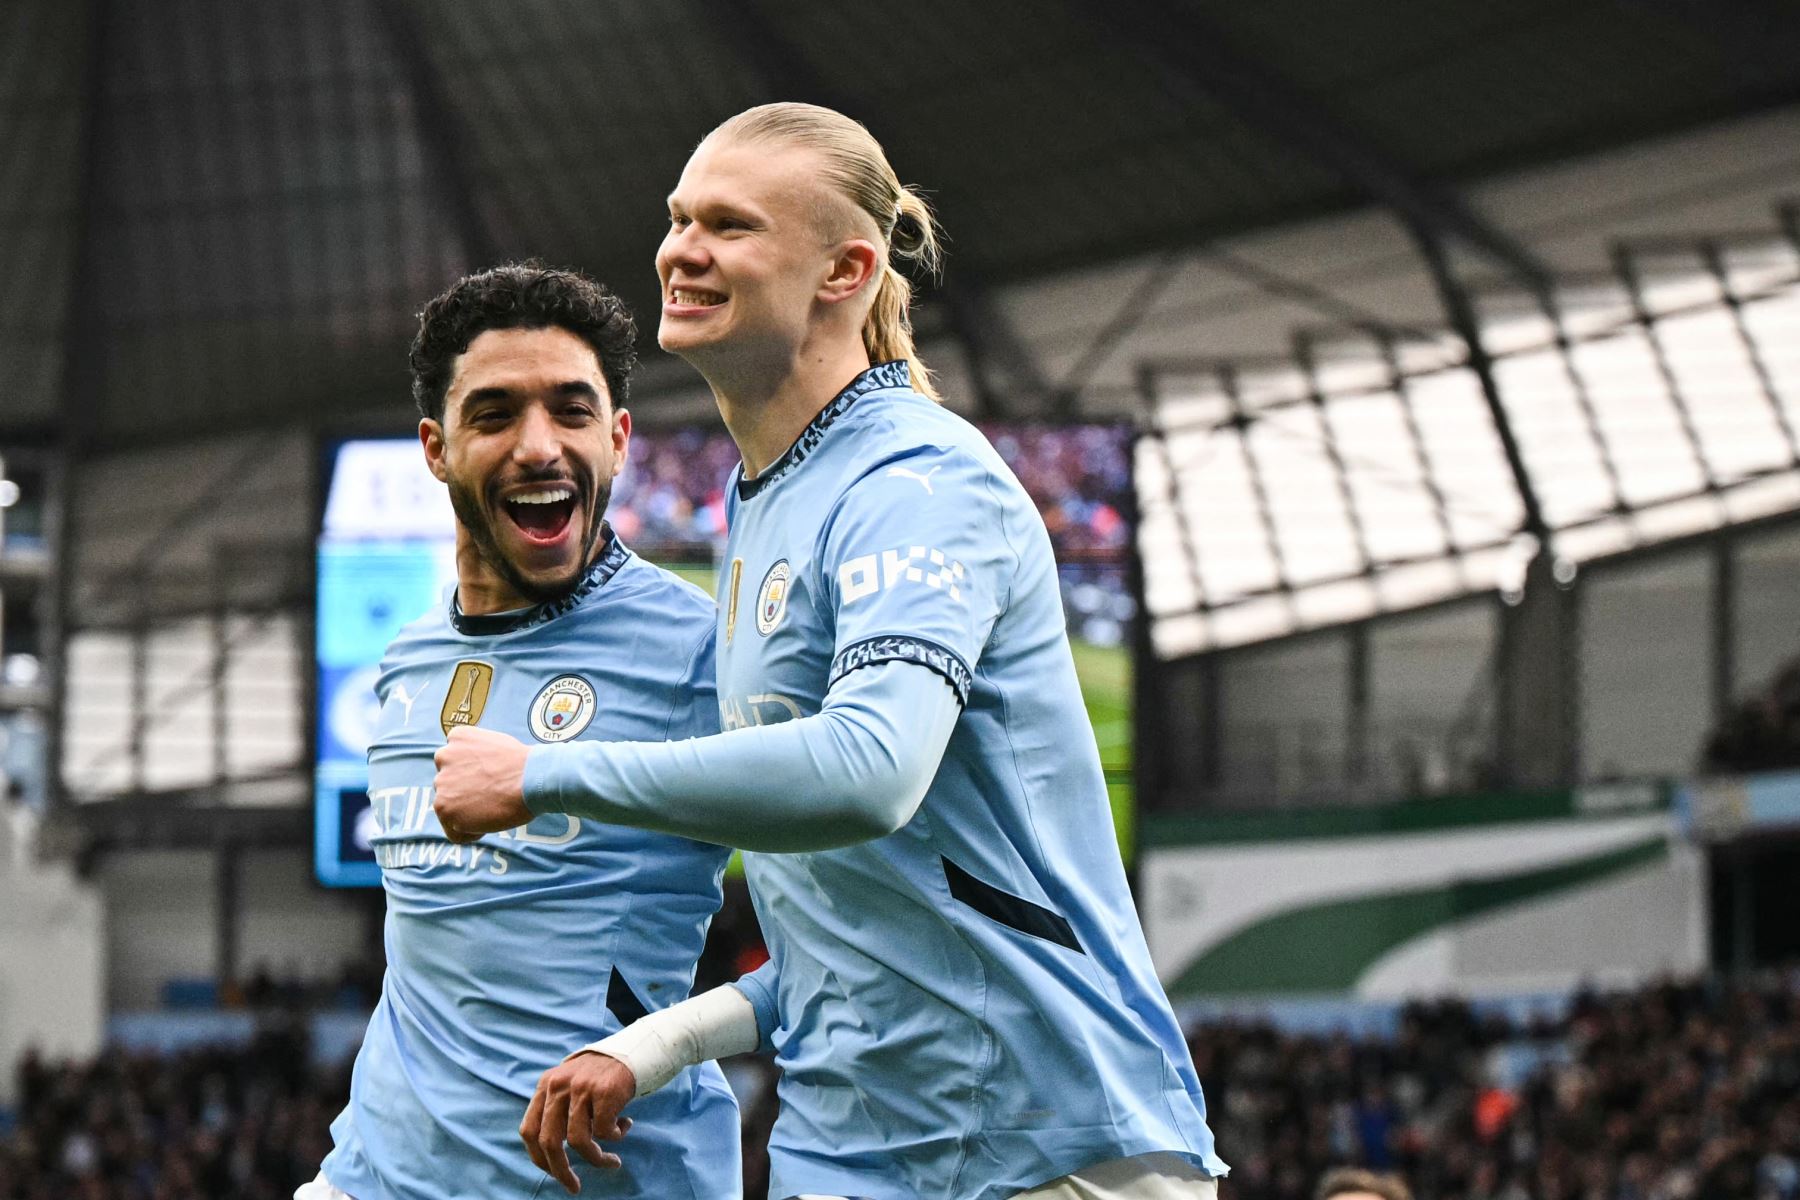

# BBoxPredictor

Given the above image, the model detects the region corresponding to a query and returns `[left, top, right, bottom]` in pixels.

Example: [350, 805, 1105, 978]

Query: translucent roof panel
[1145, 239, 1800, 656]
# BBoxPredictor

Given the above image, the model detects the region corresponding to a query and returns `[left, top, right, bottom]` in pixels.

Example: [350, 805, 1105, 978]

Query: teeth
[673, 288, 724, 306]
[509, 489, 573, 505]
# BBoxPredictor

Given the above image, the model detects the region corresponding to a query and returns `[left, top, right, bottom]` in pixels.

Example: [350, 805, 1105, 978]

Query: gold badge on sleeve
[725, 557, 744, 644]
[440, 660, 495, 735]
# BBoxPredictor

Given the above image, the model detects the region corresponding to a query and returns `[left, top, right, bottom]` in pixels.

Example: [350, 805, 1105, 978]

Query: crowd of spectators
[608, 425, 1133, 559]
[981, 424, 1133, 558]
[606, 427, 739, 556]
[1197, 972, 1800, 1200]
[210, 961, 381, 1014]
[11, 969, 1794, 1199]
[606, 423, 1140, 647]
[0, 1023, 343, 1200]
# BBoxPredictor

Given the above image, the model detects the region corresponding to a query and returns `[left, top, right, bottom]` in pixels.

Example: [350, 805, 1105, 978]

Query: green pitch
[1069, 637, 1135, 864]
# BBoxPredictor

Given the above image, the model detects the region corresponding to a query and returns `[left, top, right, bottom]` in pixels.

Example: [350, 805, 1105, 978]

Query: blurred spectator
[1193, 972, 1800, 1200]
[1318, 1166, 1414, 1200]
[17, 965, 1795, 1198]
[612, 426, 1139, 644]
[2, 1026, 341, 1200]
[1703, 657, 1800, 774]
[216, 958, 380, 1014]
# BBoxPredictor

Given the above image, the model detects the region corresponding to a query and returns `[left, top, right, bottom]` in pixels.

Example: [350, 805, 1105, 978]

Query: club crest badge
[440, 661, 495, 735]
[756, 559, 791, 636]
[529, 674, 597, 742]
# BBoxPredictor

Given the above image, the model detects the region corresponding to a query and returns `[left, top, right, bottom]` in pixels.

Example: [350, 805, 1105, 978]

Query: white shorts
[1016, 1152, 1219, 1199]
[294, 1173, 355, 1200]
[793, 1151, 1220, 1200]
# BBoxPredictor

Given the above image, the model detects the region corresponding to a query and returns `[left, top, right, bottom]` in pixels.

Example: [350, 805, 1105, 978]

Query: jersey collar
[449, 525, 631, 636]
[736, 360, 911, 501]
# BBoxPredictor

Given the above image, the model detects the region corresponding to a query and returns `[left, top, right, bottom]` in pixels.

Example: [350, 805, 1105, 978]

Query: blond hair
[1316, 1168, 1413, 1200]
[706, 102, 944, 402]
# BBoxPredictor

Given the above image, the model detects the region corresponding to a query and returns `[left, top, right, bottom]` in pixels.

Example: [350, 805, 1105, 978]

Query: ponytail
[863, 186, 943, 402]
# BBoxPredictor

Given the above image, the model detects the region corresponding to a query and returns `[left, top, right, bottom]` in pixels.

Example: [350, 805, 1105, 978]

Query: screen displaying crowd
[609, 423, 1137, 648]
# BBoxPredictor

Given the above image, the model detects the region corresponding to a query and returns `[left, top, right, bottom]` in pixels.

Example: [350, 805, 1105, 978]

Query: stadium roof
[4, 0, 1800, 448]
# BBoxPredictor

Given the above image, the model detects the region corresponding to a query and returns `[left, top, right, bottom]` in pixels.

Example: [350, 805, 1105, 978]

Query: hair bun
[890, 209, 925, 258]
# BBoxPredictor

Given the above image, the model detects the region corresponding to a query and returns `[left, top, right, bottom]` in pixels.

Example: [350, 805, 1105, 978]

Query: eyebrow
[668, 196, 764, 224]
[461, 380, 602, 406]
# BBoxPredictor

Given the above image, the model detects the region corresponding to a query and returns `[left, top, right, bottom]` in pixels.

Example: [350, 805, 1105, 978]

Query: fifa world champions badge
[756, 559, 791, 635]
[440, 661, 495, 735]
[528, 675, 598, 742]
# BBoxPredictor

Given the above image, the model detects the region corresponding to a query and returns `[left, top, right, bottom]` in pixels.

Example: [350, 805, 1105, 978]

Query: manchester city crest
[528, 674, 597, 742]
[756, 559, 791, 636]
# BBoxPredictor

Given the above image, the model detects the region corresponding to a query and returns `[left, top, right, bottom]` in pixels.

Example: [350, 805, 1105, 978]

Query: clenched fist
[432, 725, 534, 843]
[521, 1053, 638, 1193]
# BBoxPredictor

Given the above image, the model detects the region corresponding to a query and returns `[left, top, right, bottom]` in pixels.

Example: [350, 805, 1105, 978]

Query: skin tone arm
[520, 1057, 634, 1191]
[520, 977, 767, 1193]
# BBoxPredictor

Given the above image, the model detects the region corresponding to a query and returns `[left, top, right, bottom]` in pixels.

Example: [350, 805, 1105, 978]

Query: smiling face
[656, 137, 869, 374]
[420, 325, 629, 612]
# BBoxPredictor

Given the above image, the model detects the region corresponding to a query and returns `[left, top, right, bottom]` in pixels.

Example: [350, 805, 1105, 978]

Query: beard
[446, 462, 613, 607]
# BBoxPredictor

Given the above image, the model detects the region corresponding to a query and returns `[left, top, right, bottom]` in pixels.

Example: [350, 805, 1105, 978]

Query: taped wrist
[567, 983, 761, 1097]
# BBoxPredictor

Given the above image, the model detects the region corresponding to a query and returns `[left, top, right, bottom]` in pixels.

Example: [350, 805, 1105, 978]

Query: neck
[702, 334, 875, 479]
[452, 525, 607, 616]
[452, 528, 534, 615]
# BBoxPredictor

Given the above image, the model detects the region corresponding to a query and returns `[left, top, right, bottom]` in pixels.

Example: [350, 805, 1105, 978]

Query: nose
[511, 404, 562, 468]
[658, 224, 709, 284]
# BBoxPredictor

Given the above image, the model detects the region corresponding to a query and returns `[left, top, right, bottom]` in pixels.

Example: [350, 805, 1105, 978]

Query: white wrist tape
[568, 983, 761, 1097]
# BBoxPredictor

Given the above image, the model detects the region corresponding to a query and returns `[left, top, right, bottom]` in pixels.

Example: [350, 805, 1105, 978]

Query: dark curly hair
[410, 262, 638, 422]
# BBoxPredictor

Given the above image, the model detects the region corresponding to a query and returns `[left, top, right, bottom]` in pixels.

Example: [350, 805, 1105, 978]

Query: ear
[419, 417, 449, 483]
[611, 407, 631, 473]
[819, 239, 881, 307]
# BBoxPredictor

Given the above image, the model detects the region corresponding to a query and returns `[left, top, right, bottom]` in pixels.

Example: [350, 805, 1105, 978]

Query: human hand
[520, 1052, 638, 1193]
[431, 726, 533, 843]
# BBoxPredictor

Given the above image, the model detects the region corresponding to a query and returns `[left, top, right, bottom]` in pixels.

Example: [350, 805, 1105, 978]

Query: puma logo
[886, 465, 941, 495]
[389, 681, 421, 726]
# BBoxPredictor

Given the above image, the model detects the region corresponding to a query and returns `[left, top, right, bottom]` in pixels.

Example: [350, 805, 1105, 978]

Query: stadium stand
[6, 970, 1797, 1200]
[7, 1, 1800, 1197]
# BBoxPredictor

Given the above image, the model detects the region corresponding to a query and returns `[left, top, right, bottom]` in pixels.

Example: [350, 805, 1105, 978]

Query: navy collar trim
[450, 527, 630, 636]
[736, 360, 911, 501]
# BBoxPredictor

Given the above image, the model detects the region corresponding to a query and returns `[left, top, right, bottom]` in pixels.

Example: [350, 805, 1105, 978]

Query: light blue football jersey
[319, 538, 741, 1200]
[717, 363, 1227, 1199]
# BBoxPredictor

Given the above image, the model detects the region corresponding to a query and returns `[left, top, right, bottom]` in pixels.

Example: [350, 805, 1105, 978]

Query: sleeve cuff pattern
[829, 635, 972, 707]
[520, 747, 565, 815]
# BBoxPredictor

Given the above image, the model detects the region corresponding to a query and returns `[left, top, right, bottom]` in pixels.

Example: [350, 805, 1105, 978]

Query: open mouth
[669, 286, 727, 309]
[503, 487, 578, 544]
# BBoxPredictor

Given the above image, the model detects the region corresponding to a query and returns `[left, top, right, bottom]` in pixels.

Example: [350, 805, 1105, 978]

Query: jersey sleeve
[817, 445, 1017, 707]
[729, 959, 782, 1054]
[664, 623, 721, 742]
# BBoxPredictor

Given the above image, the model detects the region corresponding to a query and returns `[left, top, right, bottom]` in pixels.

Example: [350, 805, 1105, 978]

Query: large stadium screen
[314, 425, 1137, 886]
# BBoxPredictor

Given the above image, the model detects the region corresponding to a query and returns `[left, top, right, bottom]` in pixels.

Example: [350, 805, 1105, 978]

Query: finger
[433, 794, 477, 843]
[584, 1107, 624, 1172]
[520, 1084, 549, 1172]
[565, 1091, 610, 1171]
[539, 1085, 580, 1195]
[597, 1108, 633, 1142]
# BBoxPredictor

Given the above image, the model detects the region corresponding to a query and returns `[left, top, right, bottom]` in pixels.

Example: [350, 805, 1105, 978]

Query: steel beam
[373, 0, 503, 267]
[1408, 222, 1551, 541]
[47, 0, 116, 816]
[1089, 0, 1554, 290]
